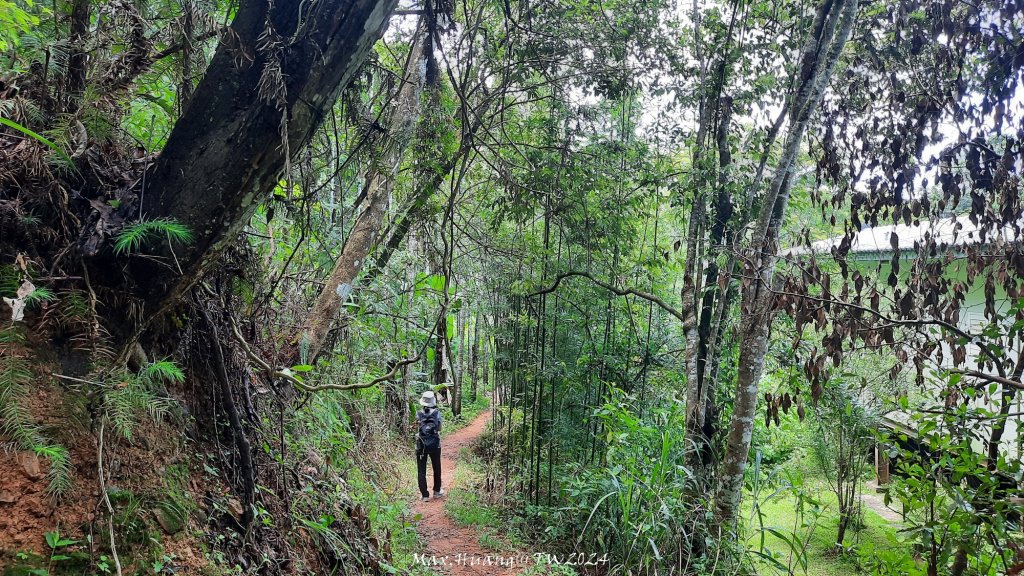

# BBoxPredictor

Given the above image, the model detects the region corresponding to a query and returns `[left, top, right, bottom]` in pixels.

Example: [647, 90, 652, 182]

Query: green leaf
[290, 364, 314, 372]
[0, 117, 74, 167]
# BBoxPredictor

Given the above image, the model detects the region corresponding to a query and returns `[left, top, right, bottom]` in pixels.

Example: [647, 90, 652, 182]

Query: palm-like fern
[113, 218, 193, 255]
[0, 327, 73, 497]
[106, 359, 184, 440]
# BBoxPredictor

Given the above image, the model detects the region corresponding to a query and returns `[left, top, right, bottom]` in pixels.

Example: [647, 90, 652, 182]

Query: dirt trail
[411, 409, 526, 576]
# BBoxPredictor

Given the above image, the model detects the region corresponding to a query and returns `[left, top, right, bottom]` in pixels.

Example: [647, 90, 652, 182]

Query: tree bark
[138, 0, 398, 317]
[292, 22, 430, 362]
[66, 0, 90, 106]
[715, 0, 859, 527]
[470, 309, 480, 403]
[685, 96, 733, 482]
[448, 323, 462, 417]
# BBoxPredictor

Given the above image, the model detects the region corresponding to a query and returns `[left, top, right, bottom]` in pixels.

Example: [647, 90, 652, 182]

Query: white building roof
[783, 213, 1021, 260]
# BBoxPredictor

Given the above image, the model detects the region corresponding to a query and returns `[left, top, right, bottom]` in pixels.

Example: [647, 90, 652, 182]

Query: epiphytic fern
[113, 218, 193, 255]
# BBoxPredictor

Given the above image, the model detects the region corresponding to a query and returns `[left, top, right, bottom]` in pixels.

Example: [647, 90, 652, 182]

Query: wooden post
[875, 443, 890, 487]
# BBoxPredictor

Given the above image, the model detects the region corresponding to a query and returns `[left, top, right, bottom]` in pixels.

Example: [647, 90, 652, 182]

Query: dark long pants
[417, 445, 441, 497]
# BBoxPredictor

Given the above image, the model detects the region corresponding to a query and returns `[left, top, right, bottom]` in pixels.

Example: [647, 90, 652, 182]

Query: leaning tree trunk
[715, 0, 859, 527]
[292, 22, 430, 362]
[138, 0, 398, 318]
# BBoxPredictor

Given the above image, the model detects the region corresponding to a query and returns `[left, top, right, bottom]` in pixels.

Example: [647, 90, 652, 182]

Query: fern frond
[54, 289, 90, 327]
[0, 376, 44, 449]
[113, 218, 194, 255]
[106, 375, 142, 441]
[0, 323, 26, 344]
[0, 328, 74, 497]
[36, 445, 72, 498]
[0, 265, 20, 298]
[25, 286, 55, 305]
[107, 383, 172, 439]
[143, 360, 185, 384]
[105, 360, 184, 439]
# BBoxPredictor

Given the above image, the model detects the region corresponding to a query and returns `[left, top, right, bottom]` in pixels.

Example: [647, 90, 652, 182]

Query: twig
[949, 369, 1024, 393]
[148, 28, 222, 61]
[97, 419, 123, 576]
[288, 355, 422, 393]
[227, 316, 419, 392]
[52, 372, 101, 386]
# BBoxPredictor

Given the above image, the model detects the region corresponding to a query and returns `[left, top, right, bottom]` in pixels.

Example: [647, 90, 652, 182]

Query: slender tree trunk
[680, 0, 712, 420]
[470, 309, 480, 402]
[139, 0, 398, 317]
[293, 24, 429, 362]
[716, 0, 859, 527]
[66, 0, 90, 106]
[481, 314, 491, 402]
[399, 233, 419, 424]
[450, 303, 462, 417]
[685, 97, 734, 481]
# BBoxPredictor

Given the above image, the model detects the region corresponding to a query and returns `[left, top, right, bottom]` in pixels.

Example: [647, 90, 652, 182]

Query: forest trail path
[411, 409, 525, 575]
[861, 482, 903, 523]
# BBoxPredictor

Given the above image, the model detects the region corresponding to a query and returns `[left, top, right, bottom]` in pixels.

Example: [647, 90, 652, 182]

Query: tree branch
[148, 28, 222, 62]
[527, 271, 687, 326]
[768, 284, 1007, 377]
[228, 315, 419, 393]
[950, 369, 1024, 393]
[289, 355, 422, 393]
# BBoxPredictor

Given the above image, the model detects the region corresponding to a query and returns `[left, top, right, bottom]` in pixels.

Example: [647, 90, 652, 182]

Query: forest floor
[410, 409, 527, 576]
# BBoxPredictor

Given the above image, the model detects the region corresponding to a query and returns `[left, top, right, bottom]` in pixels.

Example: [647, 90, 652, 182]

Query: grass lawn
[745, 482, 904, 576]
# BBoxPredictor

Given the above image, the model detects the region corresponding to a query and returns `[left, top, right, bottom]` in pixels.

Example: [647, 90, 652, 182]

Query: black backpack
[417, 409, 440, 451]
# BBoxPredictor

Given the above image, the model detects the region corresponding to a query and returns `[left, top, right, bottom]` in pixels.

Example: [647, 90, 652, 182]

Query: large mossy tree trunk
[138, 0, 398, 316]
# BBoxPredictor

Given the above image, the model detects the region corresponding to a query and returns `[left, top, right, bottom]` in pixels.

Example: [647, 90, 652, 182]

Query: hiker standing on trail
[415, 391, 444, 502]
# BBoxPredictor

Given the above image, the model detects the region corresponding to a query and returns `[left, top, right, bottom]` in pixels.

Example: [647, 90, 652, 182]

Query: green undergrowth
[441, 407, 528, 553]
[520, 559, 580, 576]
[745, 404, 908, 575]
[289, 388, 438, 575]
[445, 393, 491, 433]
[439, 447, 584, 576]
[747, 481, 904, 576]
[347, 463, 436, 576]
[443, 447, 524, 552]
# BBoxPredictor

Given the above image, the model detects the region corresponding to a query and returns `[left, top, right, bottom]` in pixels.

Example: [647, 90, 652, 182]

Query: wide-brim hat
[419, 391, 437, 407]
